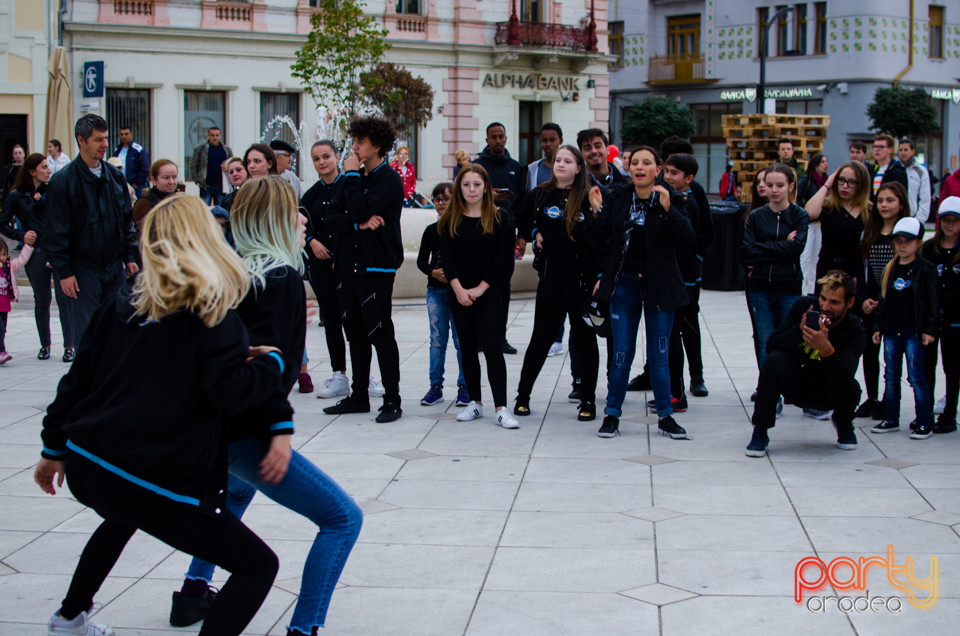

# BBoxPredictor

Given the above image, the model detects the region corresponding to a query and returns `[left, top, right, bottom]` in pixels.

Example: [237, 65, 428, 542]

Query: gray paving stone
[622, 506, 685, 522]
[484, 547, 656, 593]
[620, 582, 699, 605]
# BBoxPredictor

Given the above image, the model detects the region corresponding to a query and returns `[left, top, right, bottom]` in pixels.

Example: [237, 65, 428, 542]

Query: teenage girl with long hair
[513, 145, 603, 421]
[803, 161, 872, 283]
[35, 194, 285, 636]
[174, 176, 362, 636]
[439, 164, 518, 428]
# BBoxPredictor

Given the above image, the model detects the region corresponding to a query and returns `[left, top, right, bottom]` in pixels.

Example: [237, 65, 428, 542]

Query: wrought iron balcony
[647, 54, 710, 84]
[494, 18, 597, 52]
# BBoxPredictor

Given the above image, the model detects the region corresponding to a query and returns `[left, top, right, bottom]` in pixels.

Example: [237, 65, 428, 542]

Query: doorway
[518, 101, 543, 167]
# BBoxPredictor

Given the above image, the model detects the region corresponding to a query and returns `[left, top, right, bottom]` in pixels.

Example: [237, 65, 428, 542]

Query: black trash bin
[701, 201, 748, 291]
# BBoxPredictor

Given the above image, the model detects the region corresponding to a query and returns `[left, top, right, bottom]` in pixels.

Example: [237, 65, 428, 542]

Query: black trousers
[860, 311, 881, 401]
[501, 257, 515, 338]
[752, 350, 860, 432]
[925, 326, 960, 421]
[65, 261, 126, 343]
[24, 246, 75, 348]
[308, 258, 346, 372]
[668, 285, 704, 394]
[449, 288, 507, 407]
[61, 456, 278, 636]
[0, 311, 6, 351]
[337, 271, 401, 403]
[517, 264, 598, 403]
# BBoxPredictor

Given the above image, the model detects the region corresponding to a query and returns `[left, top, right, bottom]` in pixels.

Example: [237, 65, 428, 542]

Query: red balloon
[607, 145, 620, 162]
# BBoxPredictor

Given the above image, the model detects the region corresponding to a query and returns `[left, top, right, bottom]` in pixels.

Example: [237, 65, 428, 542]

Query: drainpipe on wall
[893, 0, 913, 87]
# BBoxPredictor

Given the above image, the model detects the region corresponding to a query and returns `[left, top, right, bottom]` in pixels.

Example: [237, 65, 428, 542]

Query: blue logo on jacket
[545, 205, 562, 219]
[892, 277, 911, 291]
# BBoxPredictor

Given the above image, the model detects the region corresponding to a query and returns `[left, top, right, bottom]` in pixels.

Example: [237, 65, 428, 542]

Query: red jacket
[941, 168, 960, 202]
[390, 160, 417, 200]
[719, 171, 737, 199]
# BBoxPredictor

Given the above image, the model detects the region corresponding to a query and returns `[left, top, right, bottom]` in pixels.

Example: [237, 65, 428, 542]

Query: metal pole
[758, 7, 793, 114]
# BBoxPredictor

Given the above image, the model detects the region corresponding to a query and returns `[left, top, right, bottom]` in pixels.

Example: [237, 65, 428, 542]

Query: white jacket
[904, 157, 931, 223]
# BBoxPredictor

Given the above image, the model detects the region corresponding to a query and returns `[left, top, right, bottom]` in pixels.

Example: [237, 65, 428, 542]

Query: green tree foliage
[622, 96, 695, 150]
[290, 0, 389, 131]
[359, 63, 438, 132]
[866, 87, 941, 139]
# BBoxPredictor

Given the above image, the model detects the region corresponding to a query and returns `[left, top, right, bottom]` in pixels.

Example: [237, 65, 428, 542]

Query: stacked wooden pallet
[722, 114, 830, 200]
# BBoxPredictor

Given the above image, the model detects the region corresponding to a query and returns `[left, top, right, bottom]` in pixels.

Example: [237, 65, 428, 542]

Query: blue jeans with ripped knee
[605, 275, 675, 418]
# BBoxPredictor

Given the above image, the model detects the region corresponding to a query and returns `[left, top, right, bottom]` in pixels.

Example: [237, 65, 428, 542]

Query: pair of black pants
[24, 246, 75, 348]
[449, 288, 507, 407]
[308, 258, 346, 372]
[925, 326, 960, 421]
[61, 456, 278, 636]
[501, 257, 515, 338]
[668, 285, 704, 394]
[337, 271, 401, 403]
[517, 265, 598, 403]
[752, 350, 860, 432]
[0, 312, 6, 351]
[65, 261, 126, 343]
[861, 310, 881, 401]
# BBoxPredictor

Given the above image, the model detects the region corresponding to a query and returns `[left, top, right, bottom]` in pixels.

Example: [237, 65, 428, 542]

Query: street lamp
[757, 7, 793, 114]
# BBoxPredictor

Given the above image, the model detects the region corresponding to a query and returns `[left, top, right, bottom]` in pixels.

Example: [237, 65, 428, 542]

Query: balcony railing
[114, 1, 153, 16]
[648, 54, 707, 84]
[494, 19, 597, 52]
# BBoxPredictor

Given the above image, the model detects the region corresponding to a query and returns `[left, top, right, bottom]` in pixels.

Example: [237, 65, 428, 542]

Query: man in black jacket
[323, 116, 404, 423]
[45, 114, 139, 353]
[868, 134, 908, 206]
[746, 271, 866, 457]
[113, 125, 150, 198]
[473, 122, 526, 354]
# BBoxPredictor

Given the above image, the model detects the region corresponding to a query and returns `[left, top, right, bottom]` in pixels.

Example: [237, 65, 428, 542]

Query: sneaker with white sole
[48, 610, 114, 636]
[368, 378, 386, 397]
[496, 410, 519, 429]
[456, 402, 483, 421]
[547, 342, 563, 357]
[316, 372, 349, 399]
[802, 408, 832, 421]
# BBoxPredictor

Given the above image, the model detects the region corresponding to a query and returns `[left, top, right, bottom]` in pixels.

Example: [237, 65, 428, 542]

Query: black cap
[269, 140, 296, 154]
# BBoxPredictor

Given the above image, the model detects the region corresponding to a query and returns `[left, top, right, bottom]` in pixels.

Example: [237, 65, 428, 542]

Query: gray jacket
[903, 157, 931, 223]
[189, 142, 233, 184]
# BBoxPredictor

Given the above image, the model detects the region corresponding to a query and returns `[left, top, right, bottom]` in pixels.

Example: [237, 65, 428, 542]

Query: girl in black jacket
[0, 153, 75, 360]
[514, 145, 603, 420]
[35, 194, 285, 636]
[591, 146, 696, 439]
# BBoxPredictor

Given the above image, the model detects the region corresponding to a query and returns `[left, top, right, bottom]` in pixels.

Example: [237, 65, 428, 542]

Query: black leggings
[861, 310, 881, 401]
[308, 258, 346, 373]
[24, 246, 74, 348]
[337, 271, 401, 403]
[61, 456, 278, 636]
[449, 288, 507, 407]
[669, 285, 703, 394]
[0, 312, 6, 351]
[517, 264, 598, 403]
[925, 326, 960, 421]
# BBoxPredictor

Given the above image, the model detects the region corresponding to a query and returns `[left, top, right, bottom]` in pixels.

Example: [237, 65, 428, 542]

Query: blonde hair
[133, 194, 249, 327]
[454, 149, 468, 162]
[879, 240, 922, 298]
[230, 175, 304, 288]
[438, 163, 500, 237]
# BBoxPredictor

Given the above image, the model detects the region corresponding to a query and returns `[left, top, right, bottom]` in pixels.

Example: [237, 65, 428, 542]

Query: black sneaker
[908, 419, 919, 432]
[745, 426, 769, 457]
[647, 395, 688, 413]
[626, 373, 651, 391]
[597, 415, 620, 438]
[577, 401, 596, 422]
[323, 395, 371, 415]
[750, 390, 758, 402]
[658, 415, 687, 439]
[502, 339, 517, 354]
[910, 424, 933, 440]
[854, 398, 881, 419]
[836, 427, 858, 450]
[170, 587, 217, 627]
[870, 420, 899, 434]
[375, 402, 402, 423]
[568, 381, 582, 403]
[690, 377, 708, 397]
[933, 416, 958, 434]
[514, 395, 530, 416]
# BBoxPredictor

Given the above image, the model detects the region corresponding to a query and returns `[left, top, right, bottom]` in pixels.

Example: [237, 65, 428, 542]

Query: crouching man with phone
[746, 270, 867, 457]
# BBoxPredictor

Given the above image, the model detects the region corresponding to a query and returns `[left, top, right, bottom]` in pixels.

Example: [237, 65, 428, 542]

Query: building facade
[608, 0, 960, 194]
[61, 0, 611, 192]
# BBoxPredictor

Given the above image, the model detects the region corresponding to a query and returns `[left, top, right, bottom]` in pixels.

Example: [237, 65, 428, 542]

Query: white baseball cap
[892, 216, 924, 240]
[938, 196, 960, 219]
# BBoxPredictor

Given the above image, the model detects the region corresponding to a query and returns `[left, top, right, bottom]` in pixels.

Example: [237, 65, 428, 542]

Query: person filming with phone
[745, 270, 867, 457]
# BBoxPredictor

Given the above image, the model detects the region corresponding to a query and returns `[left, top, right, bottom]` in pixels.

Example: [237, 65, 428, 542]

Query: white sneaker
[547, 342, 563, 357]
[496, 410, 520, 429]
[456, 402, 483, 421]
[48, 610, 114, 635]
[316, 371, 349, 399]
[368, 377, 386, 397]
[934, 396, 946, 415]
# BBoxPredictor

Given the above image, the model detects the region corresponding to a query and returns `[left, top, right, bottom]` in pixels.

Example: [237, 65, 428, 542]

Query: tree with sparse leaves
[621, 96, 694, 150]
[866, 87, 941, 140]
[290, 0, 389, 132]
[359, 63, 438, 132]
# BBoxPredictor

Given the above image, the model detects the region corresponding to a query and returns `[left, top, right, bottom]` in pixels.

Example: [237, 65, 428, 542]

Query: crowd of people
[0, 109, 955, 634]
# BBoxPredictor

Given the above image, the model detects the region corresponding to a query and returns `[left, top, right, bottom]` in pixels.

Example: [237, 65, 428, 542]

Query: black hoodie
[472, 146, 526, 227]
[40, 277, 284, 517]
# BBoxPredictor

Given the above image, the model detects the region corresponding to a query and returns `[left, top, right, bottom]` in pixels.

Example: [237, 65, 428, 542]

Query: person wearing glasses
[868, 134, 907, 206]
[270, 139, 304, 200]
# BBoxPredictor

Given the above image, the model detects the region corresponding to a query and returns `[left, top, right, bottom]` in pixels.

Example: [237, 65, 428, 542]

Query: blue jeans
[426, 286, 465, 387]
[186, 438, 363, 633]
[883, 333, 932, 427]
[199, 186, 226, 206]
[749, 289, 799, 371]
[605, 275, 675, 417]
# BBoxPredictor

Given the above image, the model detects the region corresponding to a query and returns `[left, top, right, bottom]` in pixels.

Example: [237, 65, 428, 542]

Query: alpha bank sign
[930, 88, 960, 104]
[720, 86, 814, 102]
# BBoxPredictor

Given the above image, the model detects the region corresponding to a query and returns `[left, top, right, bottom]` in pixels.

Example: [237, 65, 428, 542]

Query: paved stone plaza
[0, 287, 957, 635]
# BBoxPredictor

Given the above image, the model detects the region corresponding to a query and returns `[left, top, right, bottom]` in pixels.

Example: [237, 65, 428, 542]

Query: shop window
[775, 99, 823, 115]
[183, 91, 225, 181]
[929, 6, 944, 58]
[609, 20, 624, 69]
[260, 92, 301, 176]
[395, 0, 419, 14]
[106, 89, 151, 158]
[667, 14, 700, 59]
[814, 2, 827, 54]
[518, 101, 543, 167]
